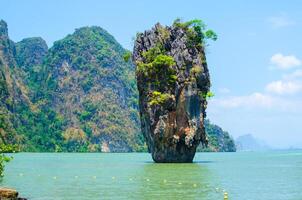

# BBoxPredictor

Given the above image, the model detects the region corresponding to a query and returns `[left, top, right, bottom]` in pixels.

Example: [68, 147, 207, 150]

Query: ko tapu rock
[133, 19, 217, 162]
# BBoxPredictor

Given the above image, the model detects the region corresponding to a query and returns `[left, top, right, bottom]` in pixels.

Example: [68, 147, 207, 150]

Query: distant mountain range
[236, 134, 270, 151]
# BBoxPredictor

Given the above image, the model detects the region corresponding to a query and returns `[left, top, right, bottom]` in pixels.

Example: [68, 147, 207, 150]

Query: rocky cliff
[133, 20, 215, 162]
[0, 20, 29, 145]
[42, 26, 142, 152]
[0, 19, 236, 153]
[0, 20, 143, 152]
[198, 119, 236, 152]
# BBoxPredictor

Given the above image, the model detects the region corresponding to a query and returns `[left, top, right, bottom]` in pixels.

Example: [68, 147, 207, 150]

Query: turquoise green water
[1, 151, 302, 200]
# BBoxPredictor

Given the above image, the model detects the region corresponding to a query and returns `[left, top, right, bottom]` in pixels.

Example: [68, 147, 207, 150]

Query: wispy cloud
[283, 69, 302, 80]
[210, 92, 302, 112]
[266, 80, 302, 95]
[218, 87, 231, 94]
[211, 93, 274, 109]
[270, 53, 301, 70]
[267, 14, 296, 28]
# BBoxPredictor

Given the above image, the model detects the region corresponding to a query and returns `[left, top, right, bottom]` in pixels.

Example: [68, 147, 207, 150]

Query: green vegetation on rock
[135, 41, 177, 108]
[0, 144, 16, 177]
[0, 19, 234, 154]
[123, 51, 132, 62]
[149, 91, 172, 106]
[199, 120, 236, 152]
[137, 54, 175, 75]
[199, 91, 215, 100]
[173, 18, 218, 40]
[0, 21, 145, 153]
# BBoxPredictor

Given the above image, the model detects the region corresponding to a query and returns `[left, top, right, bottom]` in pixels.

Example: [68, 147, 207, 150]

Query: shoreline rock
[0, 187, 27, 200]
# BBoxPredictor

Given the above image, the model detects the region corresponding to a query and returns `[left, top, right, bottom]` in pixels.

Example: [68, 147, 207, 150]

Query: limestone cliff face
[0, 20, 31, 145]
[15, 37, 48, 69]
[133, 22, 211, 162]
[0, 20, 143, 152]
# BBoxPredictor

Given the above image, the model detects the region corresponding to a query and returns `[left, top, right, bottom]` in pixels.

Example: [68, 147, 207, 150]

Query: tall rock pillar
[133, 21, 212, 162]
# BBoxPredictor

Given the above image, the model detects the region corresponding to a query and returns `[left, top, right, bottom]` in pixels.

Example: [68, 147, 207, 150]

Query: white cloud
[266, 80, 302, 95]
[270, 53, 301, 70]
[283, 69, 302, 80]
[268, 15, 295, 28]
[211, 92, 274, 108]
[210, 92, 302, 112]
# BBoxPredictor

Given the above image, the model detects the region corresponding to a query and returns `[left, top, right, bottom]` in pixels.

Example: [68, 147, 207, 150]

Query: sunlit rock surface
[133, 22, 211, 162]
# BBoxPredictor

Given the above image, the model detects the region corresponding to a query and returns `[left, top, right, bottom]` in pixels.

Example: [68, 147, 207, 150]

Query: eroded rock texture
[0, 187, 27, 200]
[133, 22, 211, 162]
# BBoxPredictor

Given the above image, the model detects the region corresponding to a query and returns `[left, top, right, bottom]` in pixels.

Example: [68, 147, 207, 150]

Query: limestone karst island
[133, 21, 213, 162]
[1, 1, 302, 200]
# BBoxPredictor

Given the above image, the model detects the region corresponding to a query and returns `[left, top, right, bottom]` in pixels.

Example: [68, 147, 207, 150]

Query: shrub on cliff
[0, 154, 11, 177]
[0, 144, 16, 177]
[149, 91, 172, 106]
[173, 18, 217, 50]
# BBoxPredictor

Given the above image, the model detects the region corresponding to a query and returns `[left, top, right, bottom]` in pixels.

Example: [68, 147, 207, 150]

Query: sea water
[1, 151, 301, 200]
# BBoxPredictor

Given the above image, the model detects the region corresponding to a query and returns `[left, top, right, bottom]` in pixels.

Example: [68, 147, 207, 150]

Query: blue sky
[2, 0, 302, 148]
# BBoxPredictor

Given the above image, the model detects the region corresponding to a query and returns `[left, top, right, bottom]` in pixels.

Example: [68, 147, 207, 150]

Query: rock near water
[133, 22, 211, 162]
[0, 188, 27, 200]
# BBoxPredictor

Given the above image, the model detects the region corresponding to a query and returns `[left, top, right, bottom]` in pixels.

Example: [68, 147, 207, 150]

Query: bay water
[1, 151, 301, 200]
